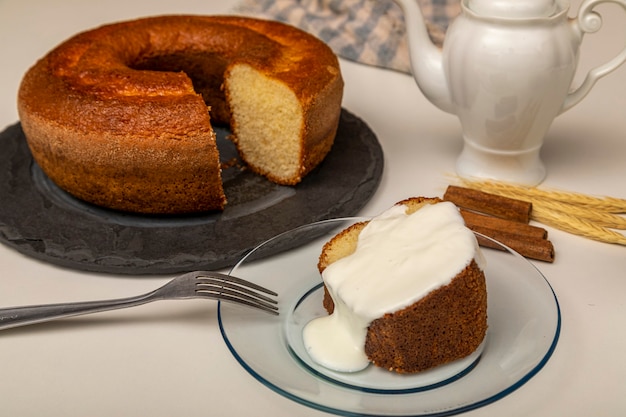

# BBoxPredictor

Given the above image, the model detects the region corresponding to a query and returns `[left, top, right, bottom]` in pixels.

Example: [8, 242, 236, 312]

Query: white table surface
[1, 1, 625, 416]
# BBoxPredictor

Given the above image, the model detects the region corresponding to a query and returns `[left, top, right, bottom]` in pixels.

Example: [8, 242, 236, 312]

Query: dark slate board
[0, 109, 383, 275]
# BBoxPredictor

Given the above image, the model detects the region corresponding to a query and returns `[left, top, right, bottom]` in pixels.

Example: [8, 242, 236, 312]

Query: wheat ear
[531, 199, 626, 230]
[531, 205, 626, 245]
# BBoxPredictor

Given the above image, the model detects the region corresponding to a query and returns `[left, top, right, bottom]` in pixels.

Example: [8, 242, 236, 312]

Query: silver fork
[0, 271, 278, 331]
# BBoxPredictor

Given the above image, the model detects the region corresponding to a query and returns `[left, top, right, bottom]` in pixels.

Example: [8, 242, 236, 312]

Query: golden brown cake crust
[318, 197, 488, 374]
[365, 260, 487, 373]
[18, 15, 343, 214]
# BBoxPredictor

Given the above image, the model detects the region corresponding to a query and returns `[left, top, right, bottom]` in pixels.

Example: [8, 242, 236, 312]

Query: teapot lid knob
[467, 0, 559, 18]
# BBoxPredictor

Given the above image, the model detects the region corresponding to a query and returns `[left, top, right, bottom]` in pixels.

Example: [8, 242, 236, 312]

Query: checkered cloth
[234, 0, 460, 73]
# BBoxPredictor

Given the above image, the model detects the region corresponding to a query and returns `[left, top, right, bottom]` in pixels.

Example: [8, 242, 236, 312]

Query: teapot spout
[393, 0, 454, 114]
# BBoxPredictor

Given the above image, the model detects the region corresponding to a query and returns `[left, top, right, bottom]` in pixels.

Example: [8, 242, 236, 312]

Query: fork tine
[196, 280, 277, 304]
[202, 293, 279, 316]
[195, 271, 278, 296]
[193, 271, 279, 315]
[197, 290, 279, 315]
[195, 284, 277, 306]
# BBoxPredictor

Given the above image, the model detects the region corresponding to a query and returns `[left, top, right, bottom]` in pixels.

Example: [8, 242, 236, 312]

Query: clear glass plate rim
[218, 217, 562, 417]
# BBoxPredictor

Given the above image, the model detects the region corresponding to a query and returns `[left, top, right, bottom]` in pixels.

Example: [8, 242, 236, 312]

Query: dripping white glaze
[302, 201, 481, 372]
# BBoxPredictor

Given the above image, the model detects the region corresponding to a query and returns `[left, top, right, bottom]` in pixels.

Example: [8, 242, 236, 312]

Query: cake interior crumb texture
[226, 64, 303, 183]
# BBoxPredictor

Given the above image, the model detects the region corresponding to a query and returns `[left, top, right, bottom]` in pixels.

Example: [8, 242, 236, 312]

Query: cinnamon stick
[471, 225, 555, 263]
[460, 209, 548, 240]
[444, 185, 532, 223]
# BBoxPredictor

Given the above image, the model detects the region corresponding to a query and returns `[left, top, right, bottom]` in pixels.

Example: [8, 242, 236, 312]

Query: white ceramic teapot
[393, 0, 626, 184]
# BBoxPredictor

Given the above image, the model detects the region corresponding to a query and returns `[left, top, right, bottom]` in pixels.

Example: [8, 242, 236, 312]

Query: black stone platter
[0, 109, 383, 275]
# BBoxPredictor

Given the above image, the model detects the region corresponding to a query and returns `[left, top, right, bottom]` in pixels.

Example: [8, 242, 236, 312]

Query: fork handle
[0, 291, 157, 331]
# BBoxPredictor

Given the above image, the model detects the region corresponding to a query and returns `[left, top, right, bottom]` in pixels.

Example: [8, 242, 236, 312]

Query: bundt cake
[17, 15, 344, 214]
[303, 197, 488, 373]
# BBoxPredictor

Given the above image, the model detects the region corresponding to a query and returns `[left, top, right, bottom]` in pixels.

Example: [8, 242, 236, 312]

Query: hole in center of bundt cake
[130, 52, 231, 124]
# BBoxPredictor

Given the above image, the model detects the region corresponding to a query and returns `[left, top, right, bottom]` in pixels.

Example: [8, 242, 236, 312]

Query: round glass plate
[219, 218, 561, 416]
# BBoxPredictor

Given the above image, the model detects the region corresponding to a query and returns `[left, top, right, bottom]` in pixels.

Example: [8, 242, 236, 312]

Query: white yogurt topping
[302, 201, 481, 372]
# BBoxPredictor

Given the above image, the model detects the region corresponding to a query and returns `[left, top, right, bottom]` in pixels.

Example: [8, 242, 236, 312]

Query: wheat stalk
[459, 178, 626, 213]
[532, 205, 626, 245]
[531, 199, 626, 230]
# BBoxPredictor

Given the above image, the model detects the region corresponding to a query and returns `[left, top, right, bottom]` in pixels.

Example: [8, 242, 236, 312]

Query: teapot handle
[562, 0, 626, 112]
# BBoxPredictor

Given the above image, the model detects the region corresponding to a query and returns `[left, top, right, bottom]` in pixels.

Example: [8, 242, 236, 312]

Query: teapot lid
[467, 0, 559, 18]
